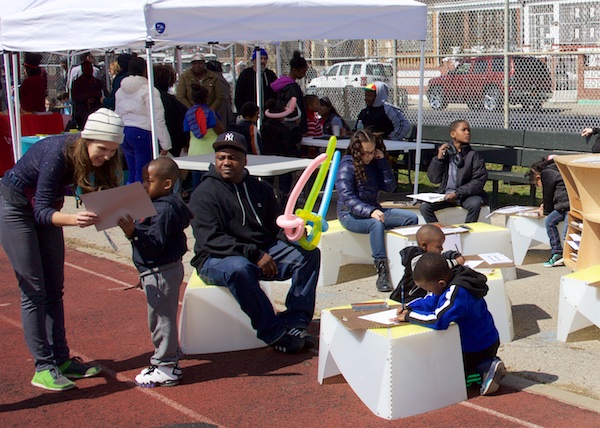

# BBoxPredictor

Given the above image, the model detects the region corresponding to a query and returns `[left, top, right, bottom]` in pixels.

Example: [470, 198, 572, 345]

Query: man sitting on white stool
[189, 131, 320, 354]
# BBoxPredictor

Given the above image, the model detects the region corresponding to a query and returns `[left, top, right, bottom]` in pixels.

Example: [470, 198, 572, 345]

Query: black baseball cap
[213, 131, 248, 154]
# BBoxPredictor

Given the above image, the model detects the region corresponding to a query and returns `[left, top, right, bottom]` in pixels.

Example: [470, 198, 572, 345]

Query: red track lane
[0, 248, 598, 428]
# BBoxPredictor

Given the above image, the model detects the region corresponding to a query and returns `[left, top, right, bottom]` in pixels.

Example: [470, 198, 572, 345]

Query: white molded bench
[178, 270, 273, 354]
[557, 265, 600, 342]
[318, 306, 467, 419]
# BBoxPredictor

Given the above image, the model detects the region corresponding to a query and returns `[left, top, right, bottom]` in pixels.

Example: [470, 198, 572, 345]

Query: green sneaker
[59, 357, 102, 379]
[543, 253, 564, 268]
[31, 367, 76, 391]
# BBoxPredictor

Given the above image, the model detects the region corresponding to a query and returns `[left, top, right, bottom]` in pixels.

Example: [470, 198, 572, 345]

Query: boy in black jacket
[390, 224, 465, 303]
[420, 120, 488, 223]
[117, 157, 193, 388]
[530, 156, 569, 267]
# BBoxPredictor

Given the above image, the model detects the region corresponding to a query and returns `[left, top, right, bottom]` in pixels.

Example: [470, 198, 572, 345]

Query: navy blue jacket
[335, 154, 396, 219]
[129, 192, 193, 272]
[1, 134, 76, 225]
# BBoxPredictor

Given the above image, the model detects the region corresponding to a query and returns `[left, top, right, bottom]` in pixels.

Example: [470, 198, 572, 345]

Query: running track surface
[0, 248, 598, 427]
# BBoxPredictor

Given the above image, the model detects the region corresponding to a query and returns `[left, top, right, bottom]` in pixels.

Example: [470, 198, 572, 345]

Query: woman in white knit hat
[0, 108, 124, 392]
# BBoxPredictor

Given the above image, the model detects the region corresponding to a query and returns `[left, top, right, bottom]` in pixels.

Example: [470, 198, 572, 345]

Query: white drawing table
[318, 305, 467, 420]
[301, 137, 435, 152]
[557, 265, 600, 342]
[174, 153, 312, 176]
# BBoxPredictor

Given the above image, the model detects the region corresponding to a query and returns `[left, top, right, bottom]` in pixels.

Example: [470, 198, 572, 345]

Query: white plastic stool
[557, 266, 600, 342]
[178, 270, 272, 354]
[483, 270, 514, 343]
[318, 306, 467, 420]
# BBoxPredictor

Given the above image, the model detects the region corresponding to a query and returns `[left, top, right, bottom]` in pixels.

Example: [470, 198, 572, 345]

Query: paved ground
[1, 195, 598, 427]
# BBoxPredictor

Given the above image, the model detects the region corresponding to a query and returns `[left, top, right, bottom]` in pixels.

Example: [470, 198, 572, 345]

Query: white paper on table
[391, 225, 423, 236]
[489, 205, 535, 216]
[465, 260, 483, 269]
[80, 182, 157, 231]
[571, 155, 600, 164]
[358, 308, 399, 325]
[407, 193, 445, 203]
[442, 233, 462, 253]
[569, 233, 581, 242]
[440, 226, 470, 234]
[567, 240, 579, 251]
[478, 252, 513, 265]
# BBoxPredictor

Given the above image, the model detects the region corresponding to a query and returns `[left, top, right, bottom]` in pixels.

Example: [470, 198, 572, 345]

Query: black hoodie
[189, 164, 282, 270]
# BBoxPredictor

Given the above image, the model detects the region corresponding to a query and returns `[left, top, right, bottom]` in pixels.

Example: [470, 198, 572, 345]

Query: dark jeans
[122, 126, 153, 184]
[463, 339, 500, 378]
[420, 195, 485, 223]
[0, 194, 69, 371]
[199, 240, 320, 344]
[546, 209, 567, 255]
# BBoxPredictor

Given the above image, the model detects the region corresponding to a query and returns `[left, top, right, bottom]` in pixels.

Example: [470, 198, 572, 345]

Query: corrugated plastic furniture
[318, 305, 467, 419]
[483, 270, 514, 343]
[557, 265, 600, 342]
[178, 269, 272, 354]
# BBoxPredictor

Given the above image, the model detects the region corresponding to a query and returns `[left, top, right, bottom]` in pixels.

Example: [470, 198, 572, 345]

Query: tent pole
[3, 53, 19, 164]
[254, 46, 263, 130]
[12, 52, 23, 161]
[412, 41, 426, 196]
[145, 39, 160, 159]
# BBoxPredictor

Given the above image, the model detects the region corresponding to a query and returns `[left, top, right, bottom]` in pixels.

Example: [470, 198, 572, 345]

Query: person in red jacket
[20, 53, 47, 113]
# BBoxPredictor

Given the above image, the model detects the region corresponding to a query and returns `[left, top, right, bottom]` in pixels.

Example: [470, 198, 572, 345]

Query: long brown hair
[345, 130, 386, 184]
[65, 136, 123, 193]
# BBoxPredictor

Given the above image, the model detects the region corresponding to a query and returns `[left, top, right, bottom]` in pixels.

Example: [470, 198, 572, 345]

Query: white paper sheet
[358, 308, 400, 325]
[486, 205, 537, 218]
[478, 252, 513, 265]
[80, 182, 157, 231]
[571, 155, 600, 164]
[567, 240, 579, 251]
[569, 233, 581, 242]
[443, 233, 462, 253]
[464, 260, 483, 269]
[407, 193, 445, 203]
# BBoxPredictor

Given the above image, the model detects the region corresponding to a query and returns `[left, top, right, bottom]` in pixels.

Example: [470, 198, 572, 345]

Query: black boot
[375, 259, 393, 292]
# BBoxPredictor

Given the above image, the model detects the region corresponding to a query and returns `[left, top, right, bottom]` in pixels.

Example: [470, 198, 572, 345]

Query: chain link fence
[10, 1, 600, 137]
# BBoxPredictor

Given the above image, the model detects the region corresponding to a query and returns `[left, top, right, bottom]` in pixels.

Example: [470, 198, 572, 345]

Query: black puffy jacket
[541, 159, 569, 214]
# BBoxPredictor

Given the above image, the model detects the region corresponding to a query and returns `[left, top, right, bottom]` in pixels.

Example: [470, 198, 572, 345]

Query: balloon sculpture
[276, 136, 341, 250]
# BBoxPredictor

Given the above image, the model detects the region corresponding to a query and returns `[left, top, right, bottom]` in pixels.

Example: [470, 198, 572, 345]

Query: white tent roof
[145, 0, 427, 44]
[0, 0, 47, 51]
[1, 0, 149, 52]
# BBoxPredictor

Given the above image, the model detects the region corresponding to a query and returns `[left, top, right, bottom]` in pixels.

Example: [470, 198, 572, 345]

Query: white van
[307, 61, 393, 88]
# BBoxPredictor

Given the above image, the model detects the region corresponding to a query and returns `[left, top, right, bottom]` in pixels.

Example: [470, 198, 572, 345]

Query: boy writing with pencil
[390, 224, 465, 304]
[118, 157, 193, 387]
[393, 252, 505, 396]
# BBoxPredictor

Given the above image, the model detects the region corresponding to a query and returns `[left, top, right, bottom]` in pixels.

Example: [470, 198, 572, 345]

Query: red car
[426, 56, 552, 111]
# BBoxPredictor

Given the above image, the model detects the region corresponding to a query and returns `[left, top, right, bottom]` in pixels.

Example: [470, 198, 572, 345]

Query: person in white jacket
[115, 57, 172, 183]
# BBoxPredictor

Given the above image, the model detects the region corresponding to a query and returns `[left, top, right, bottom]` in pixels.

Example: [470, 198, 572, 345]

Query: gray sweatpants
[139, 261, 184, 366]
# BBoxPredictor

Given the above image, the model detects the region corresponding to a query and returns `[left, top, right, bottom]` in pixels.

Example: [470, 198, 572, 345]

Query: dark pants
[199, 240, 320, 344]
[463, 339, 500, 377]
[0, 194, 69, 371]
[420, 195, 485, 223]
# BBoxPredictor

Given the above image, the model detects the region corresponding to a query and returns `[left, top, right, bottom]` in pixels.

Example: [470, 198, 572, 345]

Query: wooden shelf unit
[554, 154, 600, 271]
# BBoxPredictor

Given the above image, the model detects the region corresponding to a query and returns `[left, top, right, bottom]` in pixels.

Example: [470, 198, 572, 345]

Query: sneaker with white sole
[135, 364, 182, 388]
[480, 358, 505, 396]
[543, 253, 564, 267]
[287, 327, 317, 349]
[269, 332, 305, 354]
[59, 356, 102, 379]
[31, 367, 76, 391]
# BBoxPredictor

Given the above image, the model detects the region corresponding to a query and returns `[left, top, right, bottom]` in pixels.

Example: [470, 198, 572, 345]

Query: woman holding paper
[335, 130, 418, 292]
[0, 108, 124, 392]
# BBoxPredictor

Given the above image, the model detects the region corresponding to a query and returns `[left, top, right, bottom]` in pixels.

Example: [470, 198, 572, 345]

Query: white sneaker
[135, 364, 182, 388]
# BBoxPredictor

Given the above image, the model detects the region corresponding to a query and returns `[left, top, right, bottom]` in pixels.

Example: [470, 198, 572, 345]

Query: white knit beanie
[81, 108, 125, 144]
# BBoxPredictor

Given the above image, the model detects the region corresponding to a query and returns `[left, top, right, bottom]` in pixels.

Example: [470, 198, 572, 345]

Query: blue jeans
[122, 126, 153, 183]
[420, 195, 485, 223]
[339, 208, 418, 260]
[546, 209, 567, 255]
[0, 194, 69, 371]
[198, 240, 320, 344]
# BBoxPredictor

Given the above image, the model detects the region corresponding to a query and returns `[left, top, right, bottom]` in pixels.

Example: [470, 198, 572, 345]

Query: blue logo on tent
[155, 22, 166, 34]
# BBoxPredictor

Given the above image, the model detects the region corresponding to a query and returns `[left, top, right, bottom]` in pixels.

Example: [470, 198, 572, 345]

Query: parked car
[426, 56, 552, 111]
[307, 61, 394, 89]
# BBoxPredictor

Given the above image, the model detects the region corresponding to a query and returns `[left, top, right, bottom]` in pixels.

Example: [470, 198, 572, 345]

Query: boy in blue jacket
[118, 157, 193, 388]
[393, 252, 505, 396]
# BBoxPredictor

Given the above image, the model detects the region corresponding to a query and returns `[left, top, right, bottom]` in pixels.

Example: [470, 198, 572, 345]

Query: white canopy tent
[2, 0, 428, 192]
